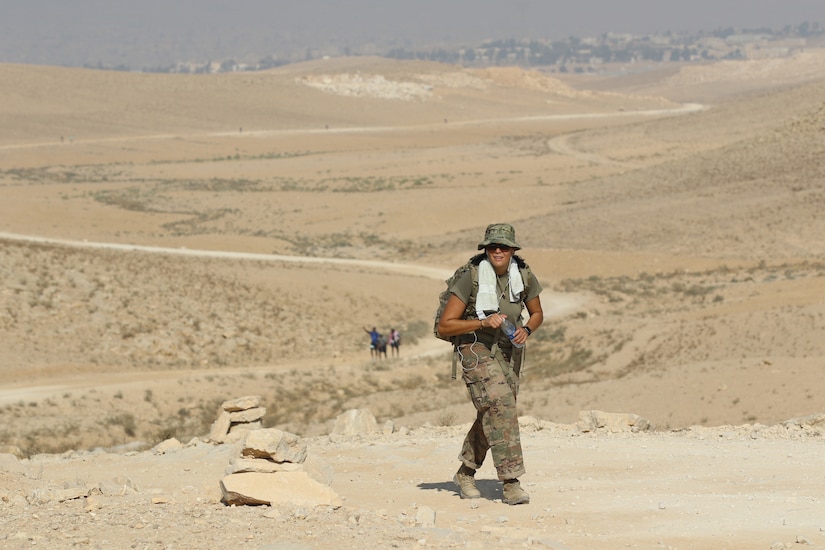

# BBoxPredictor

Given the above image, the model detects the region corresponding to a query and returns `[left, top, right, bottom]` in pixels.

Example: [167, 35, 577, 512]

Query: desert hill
[1, 54, 825, 455]
[518, 76, 825, 260]
[0, 57, 673, 148]
[556, 48, 825, 104]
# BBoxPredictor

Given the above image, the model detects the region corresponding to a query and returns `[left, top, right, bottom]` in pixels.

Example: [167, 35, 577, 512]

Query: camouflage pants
[457, 342, 525, 481]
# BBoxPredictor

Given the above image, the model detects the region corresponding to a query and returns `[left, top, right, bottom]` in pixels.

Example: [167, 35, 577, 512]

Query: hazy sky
[1, 0, 823, 66]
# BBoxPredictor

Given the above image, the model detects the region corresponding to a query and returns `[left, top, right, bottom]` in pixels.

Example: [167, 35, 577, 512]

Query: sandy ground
[2, 53, 825, 548]
[3, 418, 825, 549]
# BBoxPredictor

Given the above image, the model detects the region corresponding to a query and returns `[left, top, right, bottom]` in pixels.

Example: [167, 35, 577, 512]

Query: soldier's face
[485, 244, 513, 274]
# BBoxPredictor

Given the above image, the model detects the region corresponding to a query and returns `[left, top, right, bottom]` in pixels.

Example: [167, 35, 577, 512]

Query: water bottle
[500, 317, 524, 348]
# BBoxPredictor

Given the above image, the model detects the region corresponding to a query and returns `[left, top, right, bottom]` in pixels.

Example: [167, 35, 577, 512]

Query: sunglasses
[485, 244, 512, 252]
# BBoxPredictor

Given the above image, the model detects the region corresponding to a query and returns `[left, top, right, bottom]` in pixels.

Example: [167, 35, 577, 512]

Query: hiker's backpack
[433, 252, 532, 344]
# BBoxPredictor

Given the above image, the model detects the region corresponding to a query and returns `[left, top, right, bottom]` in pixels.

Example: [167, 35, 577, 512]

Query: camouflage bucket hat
[477, 223, 521, 250]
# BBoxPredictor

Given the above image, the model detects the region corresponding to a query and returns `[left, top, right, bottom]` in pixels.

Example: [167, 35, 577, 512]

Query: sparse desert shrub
[388, 403, 405, 418]
[435, 409, 457, 426]
[399, 375, 426, 390]
[369, 362, 390, 372]
[533, 324, 566, 343]
[103, 412, 137, 437]
[152, 425, 180, 443]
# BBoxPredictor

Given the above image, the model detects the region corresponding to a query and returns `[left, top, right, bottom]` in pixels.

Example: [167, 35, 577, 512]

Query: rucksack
[433, 252, 532, 344]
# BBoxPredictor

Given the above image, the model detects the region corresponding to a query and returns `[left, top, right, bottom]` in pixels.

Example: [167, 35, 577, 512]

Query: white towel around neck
[475, 258, 525, 319]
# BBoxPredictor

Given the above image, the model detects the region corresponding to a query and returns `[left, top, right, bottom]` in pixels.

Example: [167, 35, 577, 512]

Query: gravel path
[3, 417, 825, 549]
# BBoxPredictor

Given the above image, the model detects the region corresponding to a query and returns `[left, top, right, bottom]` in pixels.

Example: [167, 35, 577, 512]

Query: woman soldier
[437, 223, 543, 505]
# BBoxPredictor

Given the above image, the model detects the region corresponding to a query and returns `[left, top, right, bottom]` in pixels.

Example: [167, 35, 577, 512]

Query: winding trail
[0, 230, 589, 317]
[0, 230, 589, 405]
[0, 103, 704, 151]
[0, 231, 453, 281]
[545, 103, 705, 167]
[547, 131, 637, 168]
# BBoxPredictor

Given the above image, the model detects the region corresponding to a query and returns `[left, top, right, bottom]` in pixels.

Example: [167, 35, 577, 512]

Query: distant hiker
[363, 326, 380, 358]
[436, 223, 543, 505]
[389, 328, 400, 357]
[376, 333, 388, 359]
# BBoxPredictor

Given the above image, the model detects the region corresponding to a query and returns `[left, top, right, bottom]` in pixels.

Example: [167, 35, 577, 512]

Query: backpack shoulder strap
[514, 256, 532, 303]
[463, 253, 485, 318]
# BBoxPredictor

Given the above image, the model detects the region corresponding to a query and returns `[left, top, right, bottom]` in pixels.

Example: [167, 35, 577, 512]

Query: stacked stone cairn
[208, 395, 341, 507]
[220, 428, 341, 507]
[208, 395, 266, 444]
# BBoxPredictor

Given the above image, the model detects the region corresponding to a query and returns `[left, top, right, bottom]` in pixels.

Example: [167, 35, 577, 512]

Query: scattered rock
[222, 395, 263, 412]
[0, 452, 27, 474]
[241, 429, 307, 463]
[415, 505, 436, 527]
[208, 396, 267, 443]
[331, 409, 378, 437]
[228, 407, 266, 424]
[97, 476, 139, 496]
[208, 411, 232, 442]
[27, 485, 88, 505]
[226, 456, 304, 475]
[83, 494, 103, 512]
[152, 438, 182, 454]
[0, 446, 24, 459]
[219, 429, 340, 508]
[782, 413, 825, 431]
[220, 471, 341, 508]
[576, 410, 653, 433]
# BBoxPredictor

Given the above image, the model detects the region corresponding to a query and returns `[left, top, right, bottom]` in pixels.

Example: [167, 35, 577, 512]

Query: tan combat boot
[453, 465, 481, 499]
[502, 479, 530, 505]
